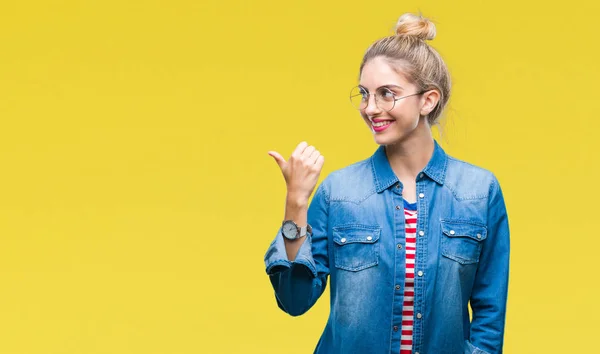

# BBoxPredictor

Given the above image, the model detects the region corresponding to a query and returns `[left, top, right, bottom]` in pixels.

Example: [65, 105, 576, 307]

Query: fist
[268, 141, 325, 202]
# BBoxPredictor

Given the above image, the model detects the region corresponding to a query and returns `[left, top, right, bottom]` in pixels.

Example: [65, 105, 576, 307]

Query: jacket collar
[371, 139, 447, 193]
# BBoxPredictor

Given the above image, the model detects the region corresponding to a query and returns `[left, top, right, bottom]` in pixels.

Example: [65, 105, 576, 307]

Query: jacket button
[419, 231, 425, 236]
[367, 236, 373, 241]
[450, 230, 455, 235]
[477, 233, 482, 239]
[419, 193, 425, 198]
[340, 238, 346, 243]
[417, 313, 422, 319]
[393, 326, 399, 331]
[396, 205, 401, 210]
[395, 285, 400, 290]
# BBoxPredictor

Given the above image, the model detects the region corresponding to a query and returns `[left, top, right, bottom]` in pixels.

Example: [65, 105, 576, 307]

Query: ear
[420, 90, 440, 116]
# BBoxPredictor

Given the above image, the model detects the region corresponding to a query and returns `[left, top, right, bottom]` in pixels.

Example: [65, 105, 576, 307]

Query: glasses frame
[350, 86, 427, 112]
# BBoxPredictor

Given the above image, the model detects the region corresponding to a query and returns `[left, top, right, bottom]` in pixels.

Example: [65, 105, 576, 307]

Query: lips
[371, 120, 394, 132]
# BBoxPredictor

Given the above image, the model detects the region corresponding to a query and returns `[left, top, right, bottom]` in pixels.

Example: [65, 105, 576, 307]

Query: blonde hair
[359, 13, 452, 126]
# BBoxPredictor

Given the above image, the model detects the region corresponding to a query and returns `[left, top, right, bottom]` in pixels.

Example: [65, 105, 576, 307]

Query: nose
[364, 93, 381, 116]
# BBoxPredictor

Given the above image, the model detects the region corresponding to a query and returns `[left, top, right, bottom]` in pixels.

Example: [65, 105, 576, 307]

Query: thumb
[267, 151, 286, 170]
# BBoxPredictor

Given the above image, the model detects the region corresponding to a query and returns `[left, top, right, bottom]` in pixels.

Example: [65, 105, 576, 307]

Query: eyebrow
[358, 84, 404, 91]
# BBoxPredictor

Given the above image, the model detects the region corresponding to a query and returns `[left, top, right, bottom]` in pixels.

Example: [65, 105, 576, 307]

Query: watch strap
[299, 225, 307, 237]
[299, 224, 313, 237]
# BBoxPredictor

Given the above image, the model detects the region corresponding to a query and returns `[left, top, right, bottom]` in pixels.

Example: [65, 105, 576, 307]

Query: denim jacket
[264, 140, 510, 354]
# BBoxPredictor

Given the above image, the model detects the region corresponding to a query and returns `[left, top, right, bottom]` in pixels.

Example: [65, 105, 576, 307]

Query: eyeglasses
[350, 86, 425, 112]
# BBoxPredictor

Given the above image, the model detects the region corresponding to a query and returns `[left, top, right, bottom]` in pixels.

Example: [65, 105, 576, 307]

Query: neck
[384, 121, 435, 181]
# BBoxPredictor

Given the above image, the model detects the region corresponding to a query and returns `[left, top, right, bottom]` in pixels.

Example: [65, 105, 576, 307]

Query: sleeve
[263, 179, 331, 316]
[469, 175, 511, 354]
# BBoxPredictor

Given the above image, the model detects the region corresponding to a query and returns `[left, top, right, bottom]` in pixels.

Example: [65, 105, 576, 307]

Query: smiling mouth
[372, 120, 394, 128]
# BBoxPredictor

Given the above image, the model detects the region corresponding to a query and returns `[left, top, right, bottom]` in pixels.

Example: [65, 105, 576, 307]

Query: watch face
[282, 221, 298, 239]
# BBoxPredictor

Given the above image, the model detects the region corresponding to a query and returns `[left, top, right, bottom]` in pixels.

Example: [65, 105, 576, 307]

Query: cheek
[389, 102, 420, 121]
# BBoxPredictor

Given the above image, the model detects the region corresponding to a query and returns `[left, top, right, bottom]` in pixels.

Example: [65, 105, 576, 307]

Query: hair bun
[395, 13, 436, 41]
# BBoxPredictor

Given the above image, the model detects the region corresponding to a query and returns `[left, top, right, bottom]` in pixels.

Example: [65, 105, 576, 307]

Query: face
[357, 56, 438, 146]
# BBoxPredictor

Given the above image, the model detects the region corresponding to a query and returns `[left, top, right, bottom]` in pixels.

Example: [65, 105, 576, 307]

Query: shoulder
[320, 155, 376, 204]
[327, 156, 372, 184]
[444, 154, 499, 200]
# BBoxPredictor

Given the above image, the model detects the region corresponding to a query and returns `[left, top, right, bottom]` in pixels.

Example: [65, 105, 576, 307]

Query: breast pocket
[332, 225, 381, 272]
[440, 219, 487, 265]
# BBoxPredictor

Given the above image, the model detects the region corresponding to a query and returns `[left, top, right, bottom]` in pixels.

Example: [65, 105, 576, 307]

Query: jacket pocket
[440, 219, 487, 265]
[332, 225, 381, 271]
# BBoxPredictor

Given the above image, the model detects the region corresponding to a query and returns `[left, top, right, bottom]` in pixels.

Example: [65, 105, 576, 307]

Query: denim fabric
[264, 140, 510, 354]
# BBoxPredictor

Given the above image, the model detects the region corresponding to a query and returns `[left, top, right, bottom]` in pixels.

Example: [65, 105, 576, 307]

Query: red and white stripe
[400, 207, 417, 354]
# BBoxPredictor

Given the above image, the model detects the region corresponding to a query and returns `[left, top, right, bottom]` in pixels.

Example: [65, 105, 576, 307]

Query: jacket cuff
[264, 229, 317, 278]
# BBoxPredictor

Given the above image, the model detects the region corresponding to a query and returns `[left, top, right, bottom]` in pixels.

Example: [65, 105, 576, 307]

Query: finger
[315, 155, 325, 170]
[309, 149, 321, 163]
[292, 141, 309, 157]
[301, 145, 316, 159]
[267, 151, 286, 169]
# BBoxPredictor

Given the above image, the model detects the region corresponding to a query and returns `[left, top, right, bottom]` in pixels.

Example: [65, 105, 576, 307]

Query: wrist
[286, 193, 309, 209]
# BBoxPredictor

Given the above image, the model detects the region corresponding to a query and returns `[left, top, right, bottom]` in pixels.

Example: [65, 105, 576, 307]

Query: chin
[373, 132, 404, 146]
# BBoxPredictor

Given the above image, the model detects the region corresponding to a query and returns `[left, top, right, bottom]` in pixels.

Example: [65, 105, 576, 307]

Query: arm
[264, 180, 330, 316]
[469, 175, 511, 353]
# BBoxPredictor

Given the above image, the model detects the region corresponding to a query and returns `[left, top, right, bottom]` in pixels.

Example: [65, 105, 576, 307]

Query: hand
[268, 141, 325, 204]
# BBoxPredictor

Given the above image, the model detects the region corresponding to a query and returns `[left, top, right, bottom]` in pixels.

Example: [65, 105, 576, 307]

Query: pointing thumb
[268, 151, 286, 170]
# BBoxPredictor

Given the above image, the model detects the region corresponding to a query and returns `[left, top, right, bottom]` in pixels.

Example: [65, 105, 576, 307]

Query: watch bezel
[282, 220, 300, 240]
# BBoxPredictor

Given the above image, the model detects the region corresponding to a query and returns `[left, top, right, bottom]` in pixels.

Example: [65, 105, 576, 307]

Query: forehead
[359, 56, 411, 89]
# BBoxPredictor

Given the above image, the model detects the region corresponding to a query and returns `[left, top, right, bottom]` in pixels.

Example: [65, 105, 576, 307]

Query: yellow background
[0, 0, 598, 353]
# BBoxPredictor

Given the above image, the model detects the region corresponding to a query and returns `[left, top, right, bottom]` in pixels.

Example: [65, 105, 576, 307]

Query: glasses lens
[375, 87, 395, 112]
[350, 86, 367, 110]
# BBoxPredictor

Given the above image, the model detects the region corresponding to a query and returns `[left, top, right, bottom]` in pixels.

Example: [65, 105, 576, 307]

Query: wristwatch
[281, 220, 312, 240]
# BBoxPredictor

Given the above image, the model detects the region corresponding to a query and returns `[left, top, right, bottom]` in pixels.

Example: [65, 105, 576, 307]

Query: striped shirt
[401, 198, 417, 354]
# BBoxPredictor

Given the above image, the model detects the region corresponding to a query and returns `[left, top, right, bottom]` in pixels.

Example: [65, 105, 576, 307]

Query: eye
[378, 88, 396, 100]
[359, 87, 369, 99]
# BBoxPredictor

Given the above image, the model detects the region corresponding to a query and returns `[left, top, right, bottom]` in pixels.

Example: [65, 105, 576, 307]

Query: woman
[264, 13, 510, 354]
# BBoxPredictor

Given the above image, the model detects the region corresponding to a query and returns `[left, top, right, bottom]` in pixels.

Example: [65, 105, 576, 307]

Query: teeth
[372, 121, 393, 127]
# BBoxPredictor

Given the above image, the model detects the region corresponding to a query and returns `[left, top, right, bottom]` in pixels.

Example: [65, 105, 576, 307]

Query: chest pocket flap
[440, 219, 487, 264]
[332, 225, 381, 271]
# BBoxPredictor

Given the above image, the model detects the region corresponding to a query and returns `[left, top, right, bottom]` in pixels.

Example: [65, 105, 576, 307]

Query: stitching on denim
[415, 187, 428, 351]
[440, 218, 488, 229]
[370, 155, 380, 191]
[333, 260, 379, 272]
[332, 225, 380, 272]
[332, 224, 381, 231]
[426, 147, 448, 185]
[445, 157, 492, 200]
[444, 181, 488, 200]
[441, 251, 480, 265]
[329, 187, 377, 204]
